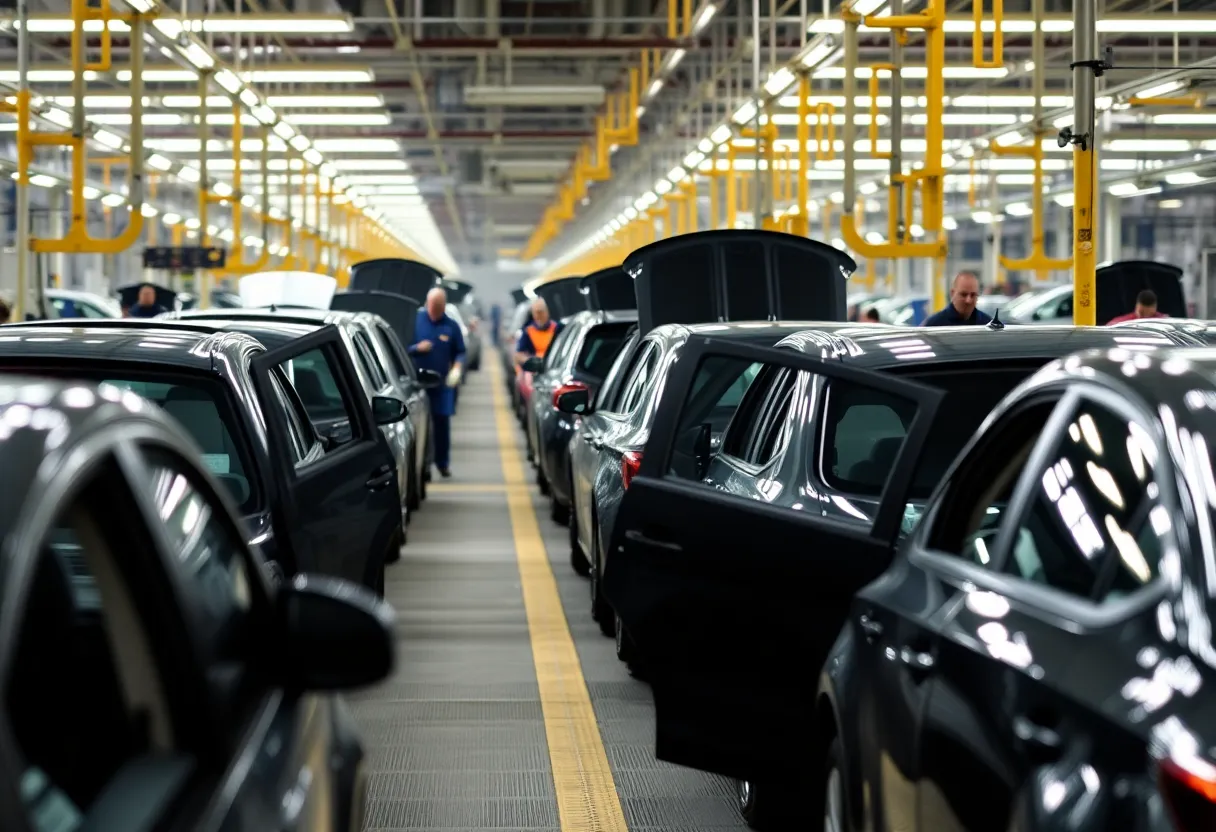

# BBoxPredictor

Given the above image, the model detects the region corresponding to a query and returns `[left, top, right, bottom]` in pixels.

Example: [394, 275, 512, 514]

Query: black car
[560, 230, 857, 640]
[169, 306, 436, 516]
[601, 325, 1216, 830]
[814, 344, 1216, 832]
[0, 375, 393, 831]
[0, 321, 408, 594]
[523, 309, 636, 522]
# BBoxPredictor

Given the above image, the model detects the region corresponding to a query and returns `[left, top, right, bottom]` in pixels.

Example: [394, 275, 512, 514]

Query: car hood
[239, 272, 337, 309]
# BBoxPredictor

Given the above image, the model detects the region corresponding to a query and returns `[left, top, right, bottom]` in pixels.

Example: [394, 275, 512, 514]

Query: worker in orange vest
[514, 297, 563, 367]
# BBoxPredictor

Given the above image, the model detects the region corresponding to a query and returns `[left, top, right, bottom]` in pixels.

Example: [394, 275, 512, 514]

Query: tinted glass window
[353, 331, 386, 387]
[144, 449, 253, 656]
[546, 323, 580, 370]
[722, 242, 769, 321]
[376, 325, 412, 380]
[282, 348, 357, 428]
[1005, 400, 1164, 600]
[617, 344, 658, 413]
[595, 332, 639, 410]
[16, 369, 257, 512]
[649, 248, 715, 326]
[576, 323, 632, 380]
[266, 369, 309, 464]
[821, 363, 1039, 499]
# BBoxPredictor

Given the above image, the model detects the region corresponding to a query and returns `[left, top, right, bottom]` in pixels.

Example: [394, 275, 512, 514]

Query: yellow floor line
[426, 482, 509, 494]
[486, 356, 631, 832]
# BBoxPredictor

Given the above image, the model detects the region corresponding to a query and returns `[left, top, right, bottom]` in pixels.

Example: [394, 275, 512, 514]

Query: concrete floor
[349, 354, 747, 831]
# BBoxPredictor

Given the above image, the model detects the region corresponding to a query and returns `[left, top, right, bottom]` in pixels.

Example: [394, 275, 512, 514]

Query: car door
[842, 387, 1068, 832]
[913, 385, 1168, 832]
[603, 336, 943, 783]
[250, 325, 401, 587]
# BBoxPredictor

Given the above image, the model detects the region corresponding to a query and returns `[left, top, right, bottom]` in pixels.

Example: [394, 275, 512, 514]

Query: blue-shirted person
[921, 271, 992, 326]
[409, 287, 466, 478]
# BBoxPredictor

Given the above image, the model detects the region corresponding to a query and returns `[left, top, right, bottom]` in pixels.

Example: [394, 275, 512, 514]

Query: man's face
[426, 293, 445, 319]
[138, 286, 156, 306]
[1134, 302, 1157, 318]
[532, 304, 550, 327]
[951, 275, 980, 317]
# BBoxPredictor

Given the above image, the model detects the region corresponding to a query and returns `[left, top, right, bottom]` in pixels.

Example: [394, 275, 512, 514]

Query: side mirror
[416, 368, 443, 389]
[521, 356, 544, 374]
[277, 575, 394, 691]
[555, 387, 591, 415]
[372, 395, 408, 425]
[692, 422, 712, 480]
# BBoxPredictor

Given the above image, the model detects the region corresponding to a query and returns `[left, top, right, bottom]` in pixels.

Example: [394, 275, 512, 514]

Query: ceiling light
[1005, 202, 1032, 216]
[971, 210, 994, 223]
[763, 68, 796, 98]
[942, 216, 958, 230]
[1159, 198, 1183, 209]
[183, 41, 215, 70]
[117, 69, 196, 82]
[27, 174, 57, 187]
[214, 69, 242, 94]
[101, 193, 125, 207]
[303, 148, 324, 165]
[1135, 80, 1185, 100]
[284, 113, 391, 126]
[93, 130, 124, 149]
[193, 14, 354, 33]
[267, 95, 386, 109]
[732, 101, 758, 124]
[146, 154, 173, 172]
[242, 68, 373, 84]
[691, 3, 717, 34]
[332, 159, 409, 171]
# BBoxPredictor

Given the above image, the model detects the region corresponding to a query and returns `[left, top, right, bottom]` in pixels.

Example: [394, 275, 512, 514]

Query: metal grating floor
[350, 357, 747, 831]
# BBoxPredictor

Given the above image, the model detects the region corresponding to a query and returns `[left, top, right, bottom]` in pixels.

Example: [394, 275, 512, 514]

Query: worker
[862, 307, 881, 323]
[409, 287, 466, 479]
[515, 298, 562, 366]
[922, 271, 992, 326]
[128, 284, 168, 319]
[1106, 290, 1168, 325]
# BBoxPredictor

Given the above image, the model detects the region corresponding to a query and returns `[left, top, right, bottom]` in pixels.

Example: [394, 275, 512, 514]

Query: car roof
[0, 321, 261, 371]
[170, 306, 357, 325]
[777, 323, 1179, 367]
[567, 309, 639, 326]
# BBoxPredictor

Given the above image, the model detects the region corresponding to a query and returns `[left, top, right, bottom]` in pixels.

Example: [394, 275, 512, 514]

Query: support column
[1100, 196, 1121, 264]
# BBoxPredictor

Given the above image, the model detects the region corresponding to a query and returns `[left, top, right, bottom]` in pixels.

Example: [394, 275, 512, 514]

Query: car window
[352, 330, 387, 388]
[616, 343, 659, 414]
[266, 368, 310, 464]
[1003, 398, 1164, 601]
[545, 323, 580, 371]
[669, 356, 763, 479]
[29, 370, 258, 513]
[821, 362, 1041, 500]
[281, 347, 356, 426]
[577, 323, 633, 381]
[376, 324, 413, 380]
[733, 367, 797, 466]
[7, 459, 185, 829]
[594, 331, 639, 410]
[143, 448, 256, 671]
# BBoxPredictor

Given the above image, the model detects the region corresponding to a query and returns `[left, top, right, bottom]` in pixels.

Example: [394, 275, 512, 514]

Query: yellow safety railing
[27, 5, 147, 253]
[989, 142, 1071, 277]
[866, 67, 893, 159]
[218, 110, 271, 275]
[972, 0, 1004, 69]
[788, 73, 811, 237]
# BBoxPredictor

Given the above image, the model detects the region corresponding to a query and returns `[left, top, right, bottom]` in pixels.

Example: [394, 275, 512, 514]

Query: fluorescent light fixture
[289, 134, 311, 152]
[851, 0, 888, 14]
[1107, 139, 1192, 152]
[971, 210, 994, 223]
[212, 181, 234, 197]
[798, 39, 837, 70]
[465, 85, 604, 107]
[117, 69, 196, 82]
[272, 121, 296, 141]
[763, 68, 796, 97]
[101, 193, 125, 207]
[0, 70, 98, 82]
[664, 49, 686, 73]
[1135, 80, 1185, 100]
[251, 105, 277, 125]
[1159, 198, 1183, 209]
[93, 130, 124, 149]
[158, 95, 230, 108]
[283, 113, 391, 126]
[239, 89, 259, 108]
[1166, 172, 1206, 185]
[647, 79, 664, 98]
[146, 154, 173, 172]
[178, 166, 201, 182]
[732, 101, 758, 124]
[82, 186, 100, 199]
[304, 148, 324, 165]
[683, 150, 706, 168]
[194, 14, 353, 33]
[942, 216, 959, 230]
[267, 95, 386, 109]
[1151, 114, 1216, 125]
[310, 138, 399, 153]
[691, 3, 717, 34]
[1054, 193, 1075, 206]
[28, 174, 57, 187]
[332, 159, 409, 171]
[214, 69, 242, 93]
[140, 203, 158, 217]
[242, 68, 373, 84]
[162, 212, 182, 225]
[815, 65, 1007, 79]
[42, 108, 71, 127]
[667, 166, 687, 183]
[1005, 202, 1032, 216]
[710, 124, 733, 145]
[183, 41, 215, 70]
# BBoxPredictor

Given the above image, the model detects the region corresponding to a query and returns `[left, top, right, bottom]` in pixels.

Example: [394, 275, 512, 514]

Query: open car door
[602, 335, 942, 783]
[331, 289, 420, 348]
[580, 265, 637, 312]
[249, 324, 402, 586]
[350, 258, 443, 301]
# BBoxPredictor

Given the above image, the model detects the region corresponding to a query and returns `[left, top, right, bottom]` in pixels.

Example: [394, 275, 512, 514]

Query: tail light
[621, 451, 643, 490]
[1160, 755, 1216, 830]
[552, 380, 588, 409]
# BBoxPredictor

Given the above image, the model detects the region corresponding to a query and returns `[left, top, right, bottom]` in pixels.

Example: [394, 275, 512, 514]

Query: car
[0, 375, 393, 831]
[169, 306, 434, 520]
[812, 344, 1216, 831]
[523, 308, 637, 521]
[559, 230, 856, 640]
[1112, 316, 1216, 344]
[502, 294, 532, 393]
[0, 320, 408, 594]
[44, 289, 123, 320]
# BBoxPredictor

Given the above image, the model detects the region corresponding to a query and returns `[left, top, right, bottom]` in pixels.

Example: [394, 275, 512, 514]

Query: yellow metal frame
[989, 132, 1071, 275]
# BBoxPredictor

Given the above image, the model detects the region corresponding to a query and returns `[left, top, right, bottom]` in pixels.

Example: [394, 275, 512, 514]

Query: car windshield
[822, 360, 1045, 501]
[0, 365, 256, 512]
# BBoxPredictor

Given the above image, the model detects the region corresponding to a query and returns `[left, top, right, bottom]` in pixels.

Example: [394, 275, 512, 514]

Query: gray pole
[751, 0, 763, 227]
[14, 0, 29, 321]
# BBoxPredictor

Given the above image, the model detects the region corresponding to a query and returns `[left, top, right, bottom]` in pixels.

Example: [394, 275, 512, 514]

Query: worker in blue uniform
[922, 271, 992, 326]
[409, 287, 466, 478]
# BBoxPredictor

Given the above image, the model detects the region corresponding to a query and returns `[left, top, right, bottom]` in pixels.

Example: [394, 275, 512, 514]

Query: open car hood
[580, 265, 637, 312]
[331, 289, 421, 346]
[442, 279, 475, 305]
[510, 287, 528, 305]
[350, 258, 443, 301]
[533, 275, 589, 318]
[624, 230, 856, 335]
[116, 283, 178, 311]
[1097, 260, 1185, 323]
[238, 272, 337, 309]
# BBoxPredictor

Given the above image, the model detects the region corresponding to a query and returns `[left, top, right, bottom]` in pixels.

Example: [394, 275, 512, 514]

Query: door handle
[366, 465, 394, 491]
[858, 614, 884, 642]
[624, 529, 683, 552]
[898, 645, 935, 677]
[1013, 714, 1063, 764]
